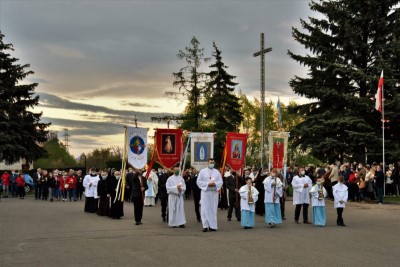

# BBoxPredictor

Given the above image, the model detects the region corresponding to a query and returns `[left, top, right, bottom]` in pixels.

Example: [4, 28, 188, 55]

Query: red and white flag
[375, 70, 384, 112]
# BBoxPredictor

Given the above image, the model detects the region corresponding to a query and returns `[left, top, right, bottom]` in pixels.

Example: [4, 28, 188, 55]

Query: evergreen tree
[173, 36, 210, 131]
[203, 42, 243, 163]
[288, 0, 400, 163]
[0, 32, 49, 164]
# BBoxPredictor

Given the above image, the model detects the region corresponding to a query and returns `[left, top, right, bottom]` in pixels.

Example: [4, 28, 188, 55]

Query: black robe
[255, 172, 267, 216]
[107, 174, 124, 219]
[97, 178, 109, 216]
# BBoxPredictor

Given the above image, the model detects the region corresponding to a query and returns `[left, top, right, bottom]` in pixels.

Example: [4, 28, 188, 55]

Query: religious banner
[268, 131, 289, 169]
[224, 132, 248, 172]
[155, 128, 183, 169]
[190, 132, 214, 171]
[126, 127, 148, 170]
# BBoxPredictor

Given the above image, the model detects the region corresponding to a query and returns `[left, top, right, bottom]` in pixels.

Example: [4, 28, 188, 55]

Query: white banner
[190, 132, 214, 171]
[126, 127, 148, 170]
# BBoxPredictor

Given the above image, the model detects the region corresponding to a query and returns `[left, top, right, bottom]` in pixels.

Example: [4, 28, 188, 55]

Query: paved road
[0, 196, 399, 267]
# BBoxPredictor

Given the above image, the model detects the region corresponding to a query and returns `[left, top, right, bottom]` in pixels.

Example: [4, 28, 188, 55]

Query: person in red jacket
[1, 171, 10, 198]
[66, 169, 77, 202]
[59, 171, 68, 201]
[15, 172, 26, 199]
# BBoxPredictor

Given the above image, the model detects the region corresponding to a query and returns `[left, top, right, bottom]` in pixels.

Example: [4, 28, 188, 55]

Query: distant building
[0, 158, 33, 171]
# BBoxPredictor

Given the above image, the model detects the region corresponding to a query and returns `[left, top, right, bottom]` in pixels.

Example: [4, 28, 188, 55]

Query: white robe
[144, 171, 158, 205]
[263, 176, 283, 204]
[309, 184, 327, 207]
[197, 167, 223, 229]
[333, 182, 348, 208]
[166, 175, 186, 226]
[239, 184, 259, 212]
[291, 175, 312, 205]
[83, 174, 100, 198]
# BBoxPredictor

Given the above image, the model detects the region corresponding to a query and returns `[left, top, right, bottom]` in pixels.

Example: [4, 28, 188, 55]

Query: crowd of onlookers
[0, 168, 85, 201]
[286, 161, 400, 204]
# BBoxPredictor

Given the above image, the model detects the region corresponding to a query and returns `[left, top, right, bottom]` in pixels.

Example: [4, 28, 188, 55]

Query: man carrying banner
[129, 170, 148, 225]
[226, 169, 244, 222]
[197, 158, 223, 232]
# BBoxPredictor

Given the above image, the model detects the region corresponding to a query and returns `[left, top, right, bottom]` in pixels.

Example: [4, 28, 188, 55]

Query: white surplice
[263, 176, 283, 204]
[196, 167, 223, 229]
[166, 174, 186, 226]
[83, 174, 100, 198]
[291, 175, 312, 205]
[309, 184, 327, 207]
[239, 184, 259, 212]
[333, 182, 348, 208]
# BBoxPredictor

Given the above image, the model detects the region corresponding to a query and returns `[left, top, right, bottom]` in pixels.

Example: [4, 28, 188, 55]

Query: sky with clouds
[0, 0, 313, 156]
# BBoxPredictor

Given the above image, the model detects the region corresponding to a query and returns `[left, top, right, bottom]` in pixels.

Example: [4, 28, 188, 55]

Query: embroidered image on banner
[268, 131, 289, 169]
[224, 132, 247, 172]
[190, 132, 214, 171]
[155, 129, 183, 169]
[126, 127, 148, 169]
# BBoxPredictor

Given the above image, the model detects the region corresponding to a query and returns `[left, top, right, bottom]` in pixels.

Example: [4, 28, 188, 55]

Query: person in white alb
[196, 158, 223, 232]
[333, 175, 348, 226]
[292, 167, 313, 224]
[309, 178, 327, 227]
[166, 166, 186, 228]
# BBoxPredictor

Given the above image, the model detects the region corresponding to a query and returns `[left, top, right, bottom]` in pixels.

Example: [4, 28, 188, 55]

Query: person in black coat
[107, 169, 124, 219]
[157, 169, 168, 222]
[226, 171, 245, 221]
[254, 168, 267, 216]
[97, 170, 110, 216]
[129, 170, 148, 225]
[218, 173, 229, 210]
[191, 170, 201, 222]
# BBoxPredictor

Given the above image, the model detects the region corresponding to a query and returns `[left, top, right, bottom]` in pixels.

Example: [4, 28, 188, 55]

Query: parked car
[24, 174, 35, 193]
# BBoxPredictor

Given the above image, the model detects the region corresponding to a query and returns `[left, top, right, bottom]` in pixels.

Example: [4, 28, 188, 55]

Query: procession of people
[5, 159, 400, 232]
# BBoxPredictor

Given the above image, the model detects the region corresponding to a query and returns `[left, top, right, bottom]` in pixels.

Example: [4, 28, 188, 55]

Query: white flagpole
[382, 72, 385, 196]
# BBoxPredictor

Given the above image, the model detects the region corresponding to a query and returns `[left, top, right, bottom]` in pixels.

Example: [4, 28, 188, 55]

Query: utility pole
[253, 33, 272, 168]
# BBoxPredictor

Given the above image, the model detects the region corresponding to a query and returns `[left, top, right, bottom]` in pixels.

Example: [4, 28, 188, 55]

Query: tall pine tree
[203, 42, 243, 163]
[0, 32, 49, 164]
[288, 0, 400, 163]
[173, 36, 210, 131]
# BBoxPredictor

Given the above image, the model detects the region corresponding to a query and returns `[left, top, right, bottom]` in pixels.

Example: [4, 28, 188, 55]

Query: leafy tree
[288, 0, 400, 163]
[0, 31, 49, 164]
[173, 36, 210, 131]
[203, 42, 243, 163]
[34, 138, 76, 169]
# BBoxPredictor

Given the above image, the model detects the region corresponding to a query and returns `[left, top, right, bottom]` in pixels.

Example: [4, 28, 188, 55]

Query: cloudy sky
[0, 0, 313, 156]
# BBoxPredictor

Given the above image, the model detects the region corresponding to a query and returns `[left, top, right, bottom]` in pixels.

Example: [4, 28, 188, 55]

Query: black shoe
[202, 228, 208, 232]
[173, 226, 177, 228]
[162, 218, 166, 222]
[135, 222, 142, 225]
[179, 225, 185, 228]
[197, 218, 201, 222]
[227, 218, 231, 221]
[303, 221, 312, 224]
[244, 226, 252, 229]
[209, 228, 216, 231]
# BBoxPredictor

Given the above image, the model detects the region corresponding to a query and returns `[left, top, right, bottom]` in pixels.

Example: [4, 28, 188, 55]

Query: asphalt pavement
[0, 195, 399, 267]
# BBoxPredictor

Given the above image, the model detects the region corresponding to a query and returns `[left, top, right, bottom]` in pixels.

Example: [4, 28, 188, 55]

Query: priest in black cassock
[255, 168, 267, 216]
[107, 169, 124, 219]
[97, 170, 109, 216]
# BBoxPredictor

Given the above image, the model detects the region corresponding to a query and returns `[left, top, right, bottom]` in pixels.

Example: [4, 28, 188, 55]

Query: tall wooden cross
[253, 33, 272, 168]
